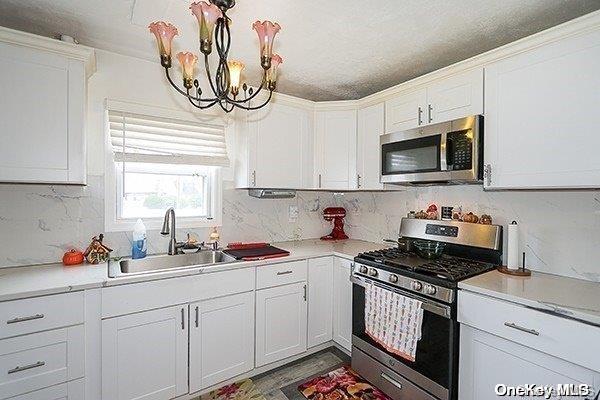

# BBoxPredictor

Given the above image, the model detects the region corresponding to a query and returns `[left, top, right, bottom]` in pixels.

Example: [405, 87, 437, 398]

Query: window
[105, 104, 228, 232]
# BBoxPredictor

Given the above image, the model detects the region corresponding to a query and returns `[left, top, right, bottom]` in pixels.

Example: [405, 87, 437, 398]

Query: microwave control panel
[448, 129, 473, 170]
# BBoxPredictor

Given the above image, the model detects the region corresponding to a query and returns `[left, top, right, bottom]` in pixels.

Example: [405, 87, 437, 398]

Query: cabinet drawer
[458, 290, 600, 372]
[10, 379, 84, 400]
[0, 326, 84, 399]
[256, 260, 307, 289]
[0, 292, 84, 339]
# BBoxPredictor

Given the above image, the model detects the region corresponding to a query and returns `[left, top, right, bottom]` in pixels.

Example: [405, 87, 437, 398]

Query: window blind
[109, 111, 229, 167]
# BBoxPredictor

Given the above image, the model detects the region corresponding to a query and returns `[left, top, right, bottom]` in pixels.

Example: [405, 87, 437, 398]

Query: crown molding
[0, 26, 96, 77]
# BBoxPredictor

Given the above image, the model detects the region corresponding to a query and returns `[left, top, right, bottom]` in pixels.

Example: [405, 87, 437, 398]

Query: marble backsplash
[1, 177, 599, 283]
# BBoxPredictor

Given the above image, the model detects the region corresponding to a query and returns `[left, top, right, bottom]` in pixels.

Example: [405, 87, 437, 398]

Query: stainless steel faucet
[160, 207, 182, 255]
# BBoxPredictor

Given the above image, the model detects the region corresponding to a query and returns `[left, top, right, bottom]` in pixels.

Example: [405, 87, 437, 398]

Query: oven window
[382, 135, 441, 175]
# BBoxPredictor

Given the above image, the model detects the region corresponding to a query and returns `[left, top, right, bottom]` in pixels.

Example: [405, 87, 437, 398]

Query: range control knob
[424, 284, 437, 295]
[368, 268, 379, 277]
[359, 265, 368, 274]
[411, 281, 423, 291]
[389, 274, 399, 284]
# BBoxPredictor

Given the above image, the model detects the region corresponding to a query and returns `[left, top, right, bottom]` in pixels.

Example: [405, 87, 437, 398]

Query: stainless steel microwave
[380, 115, 483, 184]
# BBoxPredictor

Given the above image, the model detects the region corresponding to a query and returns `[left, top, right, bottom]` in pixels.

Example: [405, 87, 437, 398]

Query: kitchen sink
[108, 250, 239, 278]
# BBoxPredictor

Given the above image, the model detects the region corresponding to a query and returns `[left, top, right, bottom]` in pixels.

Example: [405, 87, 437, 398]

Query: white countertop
[459, 270, 600, 327]
[0, 239, 388, 302]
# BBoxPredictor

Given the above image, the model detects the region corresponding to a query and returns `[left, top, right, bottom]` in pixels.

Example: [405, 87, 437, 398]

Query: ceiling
[1, 0, 599, 101]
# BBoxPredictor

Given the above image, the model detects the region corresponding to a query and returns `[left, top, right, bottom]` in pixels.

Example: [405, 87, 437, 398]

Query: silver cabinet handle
[427, 104, 433, 123]
[277, 270, 293, 276]
[195, 306, 199, 328]
[318, 174, 322, 188]
[8, 361, 45, 374]
[380, 372, 403, 390]
[504, 322, 539, 336]
[181, 308, 185, 330]
[251, 171, 256, 187]
[357, 174, 361, 189]
[7, 314, 44, 324]
[303, 284, 307, 301]
[417, 107, 423, 125]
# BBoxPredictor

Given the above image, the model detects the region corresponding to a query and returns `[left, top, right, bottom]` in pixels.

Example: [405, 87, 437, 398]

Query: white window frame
[104, 100, 224, 232]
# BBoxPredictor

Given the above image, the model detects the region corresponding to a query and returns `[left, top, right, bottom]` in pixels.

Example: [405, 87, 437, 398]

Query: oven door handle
[351, 274, 451, 319]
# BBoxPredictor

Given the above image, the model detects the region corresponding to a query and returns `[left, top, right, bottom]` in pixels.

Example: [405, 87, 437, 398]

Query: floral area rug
[200, 379, 266, 400]
[298, 365, 391, 400]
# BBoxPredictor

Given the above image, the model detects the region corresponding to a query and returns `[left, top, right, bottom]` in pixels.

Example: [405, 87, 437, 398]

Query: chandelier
[149, 0, 282, 113]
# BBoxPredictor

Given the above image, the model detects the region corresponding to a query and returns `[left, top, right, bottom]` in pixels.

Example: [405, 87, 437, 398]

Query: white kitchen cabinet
[0, 28, 94, 184]
[189, 292, 255, 392]
[357, 103, 384, 190]
[459, 326, 599, 400]
[235, 102, 313, 189]
[10, 379, 84, 400]
[102, 305, 188, 400]
[314, 109, 357, 190]
[385, 88, 427, 133]
[307, 257, 334, 348]
[384, 68, 483, 133]
[332, 257, 353, 352]
[484, 28, 600, 189]
[255, 282, 308, 367]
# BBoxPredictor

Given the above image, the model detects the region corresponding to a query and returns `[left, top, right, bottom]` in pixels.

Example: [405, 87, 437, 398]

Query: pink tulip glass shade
[190, 1, 223, 54]
[176, 52, 198, 88]
[227, 60, 245, 96]
[267, 54, 283, 89]
[252, 20, 281, 69]
[148, 21, 179, 61]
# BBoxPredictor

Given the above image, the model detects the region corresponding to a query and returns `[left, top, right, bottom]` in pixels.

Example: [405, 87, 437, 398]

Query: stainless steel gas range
[351, 218, 502, 400]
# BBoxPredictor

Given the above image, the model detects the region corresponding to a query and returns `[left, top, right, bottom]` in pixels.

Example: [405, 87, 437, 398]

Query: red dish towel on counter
[364, 283, 424, 362]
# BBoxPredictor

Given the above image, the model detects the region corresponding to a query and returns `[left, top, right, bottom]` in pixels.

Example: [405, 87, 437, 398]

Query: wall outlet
[288, 205, 299, 222]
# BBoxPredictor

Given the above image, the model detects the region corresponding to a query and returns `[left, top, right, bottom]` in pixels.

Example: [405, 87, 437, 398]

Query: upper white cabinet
[307, 257, 334, 348]
[357, 103, 384, 190]
[102, 305, 189, 400]
[385, 68, 483, 133]
[484, 28, 600, 189]
[314, 109, 357, 190]
[332, 257, 354, 352]
[189, 292, 254, 392]
[0, 27, 94, 185]
[255, 282, 308, 367]
[235, 101, 313, 189]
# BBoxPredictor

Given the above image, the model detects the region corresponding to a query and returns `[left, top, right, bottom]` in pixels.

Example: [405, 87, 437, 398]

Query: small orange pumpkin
[62, 249, 84, 266]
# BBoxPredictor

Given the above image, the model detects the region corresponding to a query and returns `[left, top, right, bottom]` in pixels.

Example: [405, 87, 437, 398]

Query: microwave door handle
[440, 132, 448, 171]
[446, 137, 454, 167]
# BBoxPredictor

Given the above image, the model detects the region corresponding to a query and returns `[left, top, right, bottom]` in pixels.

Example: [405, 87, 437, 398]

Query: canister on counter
[441, 206, 454, 220]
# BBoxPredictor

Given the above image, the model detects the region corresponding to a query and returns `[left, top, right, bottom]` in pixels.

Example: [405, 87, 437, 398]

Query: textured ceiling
[1, 0, 599, 101]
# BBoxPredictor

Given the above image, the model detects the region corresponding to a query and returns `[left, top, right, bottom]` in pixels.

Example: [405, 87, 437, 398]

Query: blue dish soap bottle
[132, 219, 147, 259]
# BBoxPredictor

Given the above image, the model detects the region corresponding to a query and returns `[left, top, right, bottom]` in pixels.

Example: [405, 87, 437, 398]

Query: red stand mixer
[320, 207, 349, 241]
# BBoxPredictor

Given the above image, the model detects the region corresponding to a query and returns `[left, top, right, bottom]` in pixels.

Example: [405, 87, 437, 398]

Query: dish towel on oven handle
[364, 282, 424, 362]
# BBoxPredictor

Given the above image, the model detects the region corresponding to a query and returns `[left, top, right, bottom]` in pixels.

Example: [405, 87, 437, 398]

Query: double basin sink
[108, 250, 239, 278]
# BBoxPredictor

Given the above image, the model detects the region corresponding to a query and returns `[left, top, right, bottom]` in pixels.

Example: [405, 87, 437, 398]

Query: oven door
[351, 273, 457, 400]
[380, 122, 451, 184]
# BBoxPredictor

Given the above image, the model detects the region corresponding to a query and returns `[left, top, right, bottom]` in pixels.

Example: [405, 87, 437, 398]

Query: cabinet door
[189, 292, 255, 392]
[385, 88, 427, 133]
[357, 103, 384, 190]
[484, 29, 600, 189]
[314, 110, 357, 190]
[332, 258, 353, 352]
[10, 379, 84, 400]
[248, 103, 311, 189]
[0, 42, 85, 184]
[426, 68, 483, 124]
[255, 282, 307, 367]
[307, 257, 334, 348]
[459, 326, 599, 400]
[102, 306, 188, 400]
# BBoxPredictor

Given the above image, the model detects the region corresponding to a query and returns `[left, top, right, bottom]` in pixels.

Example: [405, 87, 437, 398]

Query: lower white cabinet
[10, 379, 84, 400]
[332, 257, 353, 352]
[307, 257, 334, 348]
[459, 325, 599, 400]
[255, 282, 308, 367]
[102, 305, 188, 400]
[189, 292, 255, 392]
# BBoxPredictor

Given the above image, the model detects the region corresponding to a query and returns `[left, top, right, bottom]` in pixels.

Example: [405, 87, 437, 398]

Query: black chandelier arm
[225, 71, 268, 104]
[185, 89, 220, 109]
[230, 89, 274, 111]
[165, 67, 218, 103]
[203, 54, 224, 100]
